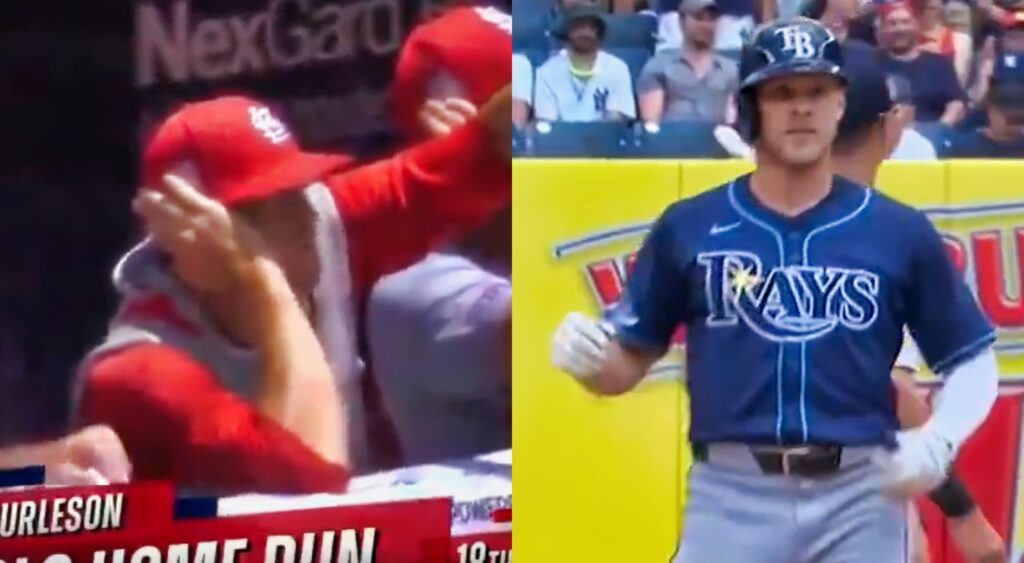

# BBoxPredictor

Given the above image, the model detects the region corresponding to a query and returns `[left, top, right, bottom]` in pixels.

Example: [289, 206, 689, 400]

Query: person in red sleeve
[72, 87, 511, 495]
[354, 3, 512, 468]
[391, 2, 512, 141]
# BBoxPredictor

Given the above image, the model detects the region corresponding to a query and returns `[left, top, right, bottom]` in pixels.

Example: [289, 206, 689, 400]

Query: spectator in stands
[535, 5, 637, 121]
[943, 0, 973, 36]
[656, 0, 756, 51]
[802, 0, 882, 66]
[918, 0, 973, 86]
[761, 0, 808, 21]
[639, 0, 739, 124]
[971, 14, 1024, 103]
[513, 53, 534, 128]
[948, 70, 1024, 156]
[886, 74, 941, 159]
[878, 2, 966, 124]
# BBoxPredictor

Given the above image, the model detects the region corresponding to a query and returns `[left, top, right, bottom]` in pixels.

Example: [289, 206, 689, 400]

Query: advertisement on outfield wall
[512, 159, 1024, 563]
[133, 0, 444, 154]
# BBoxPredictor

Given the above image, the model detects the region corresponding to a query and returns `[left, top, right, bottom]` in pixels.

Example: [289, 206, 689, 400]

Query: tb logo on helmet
[776, 26, 817, 58]
[248, 106, 291, 145]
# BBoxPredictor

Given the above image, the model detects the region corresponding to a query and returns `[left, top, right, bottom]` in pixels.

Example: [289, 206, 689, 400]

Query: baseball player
[71, 88, 511, 495]
[834, 54, 1006, 563]
[552, 17, 999, 562]
[359, 2, 513, 468]
[390, 3, 512, 142]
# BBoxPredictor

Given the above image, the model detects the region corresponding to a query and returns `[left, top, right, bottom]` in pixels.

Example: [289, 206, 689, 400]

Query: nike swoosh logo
[710, 221, 742, 235]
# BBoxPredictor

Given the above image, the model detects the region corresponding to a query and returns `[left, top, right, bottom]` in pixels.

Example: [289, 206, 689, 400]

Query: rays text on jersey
[698, 251, 880, 342]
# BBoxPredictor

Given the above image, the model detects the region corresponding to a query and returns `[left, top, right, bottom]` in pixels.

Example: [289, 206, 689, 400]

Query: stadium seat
[602, 15, 658, 51]
[512, 3, 552, 51]
[607, 47, 651, 87]
[516, 48, 551, 73]
[625, 120, 731, 158]
[530, 121, 630, 158]
[912, 122, 954, 156]
[656, 0, 680, 12]
[512, 126, 528, 157]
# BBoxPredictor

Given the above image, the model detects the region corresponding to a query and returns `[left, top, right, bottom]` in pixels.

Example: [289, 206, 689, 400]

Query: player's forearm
[894, 369, 931, 428]
[928, 347, 999, 449]
[243, 259, 347, 466]
[585, 341, 659, 396]
[337, 119, 510, 286]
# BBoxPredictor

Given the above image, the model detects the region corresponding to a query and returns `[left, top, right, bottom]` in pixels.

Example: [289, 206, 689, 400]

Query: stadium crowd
[511, 0, 1024, 158]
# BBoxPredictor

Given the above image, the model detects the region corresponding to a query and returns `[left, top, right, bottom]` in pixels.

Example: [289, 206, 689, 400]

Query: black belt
[692, 443, 844, 478]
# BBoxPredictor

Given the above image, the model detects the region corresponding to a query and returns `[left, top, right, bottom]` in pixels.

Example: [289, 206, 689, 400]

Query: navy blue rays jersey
[609, 174, 995, 447]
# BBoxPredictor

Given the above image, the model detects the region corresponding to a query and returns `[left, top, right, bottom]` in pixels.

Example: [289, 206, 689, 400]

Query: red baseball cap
[142, 96, 351, 206]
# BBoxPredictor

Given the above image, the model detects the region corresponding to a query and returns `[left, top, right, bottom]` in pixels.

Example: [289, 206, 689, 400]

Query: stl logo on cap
[248, 106, 291, 144]
[476, 7, 512, 34]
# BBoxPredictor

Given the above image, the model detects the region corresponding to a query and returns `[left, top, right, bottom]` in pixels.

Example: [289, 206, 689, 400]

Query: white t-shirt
[512, 53, 534, 106]
[889, 128, 939, 161]
[220, 449, 512, 537]
[534, 50, 637, 122]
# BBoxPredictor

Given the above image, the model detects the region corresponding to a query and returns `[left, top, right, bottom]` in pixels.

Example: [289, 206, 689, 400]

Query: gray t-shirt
[367, 253, 511, 466]
[638, 49, 739, 122]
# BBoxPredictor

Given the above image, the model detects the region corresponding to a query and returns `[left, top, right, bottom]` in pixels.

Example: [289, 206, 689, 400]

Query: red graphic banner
[0, 482, 510, 563]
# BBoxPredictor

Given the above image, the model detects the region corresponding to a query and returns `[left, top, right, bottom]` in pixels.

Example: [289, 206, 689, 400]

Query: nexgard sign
[512, 159, 1024, 563]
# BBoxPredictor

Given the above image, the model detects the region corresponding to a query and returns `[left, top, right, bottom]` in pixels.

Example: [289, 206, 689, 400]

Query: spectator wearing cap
[886, 74, 941, 159]
[802, 0, 882, 47]
[878, 2, 966, 124]
[802, 0, 885, 70]
[535, 5, 637, 122]
[971, 13, 1024, 102]
[72, 91, 512, 494]
[918, 0, 973, 86]
[513, 53, 534, 128]
[639, 0, 739, 124]
[948, 55, 1024, 156]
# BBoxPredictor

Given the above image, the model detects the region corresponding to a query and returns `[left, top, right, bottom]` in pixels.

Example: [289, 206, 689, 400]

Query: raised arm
[328, 86, 512, 295]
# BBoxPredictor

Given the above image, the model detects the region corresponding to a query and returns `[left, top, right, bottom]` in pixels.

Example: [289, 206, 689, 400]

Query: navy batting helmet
[737, 17, 846, 140]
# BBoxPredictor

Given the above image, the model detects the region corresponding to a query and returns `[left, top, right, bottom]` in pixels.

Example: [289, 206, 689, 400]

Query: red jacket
[76, 122, 509, 494]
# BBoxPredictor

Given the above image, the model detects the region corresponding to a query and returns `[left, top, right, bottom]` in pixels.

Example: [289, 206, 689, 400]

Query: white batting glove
[876, 423, 956, 497]
[551, 312, 616, 381]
